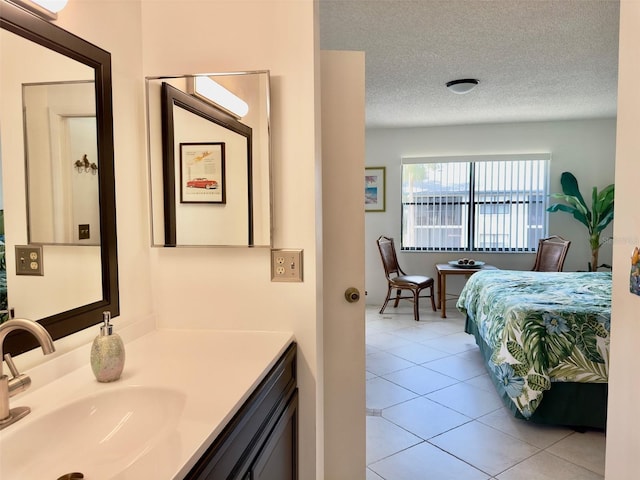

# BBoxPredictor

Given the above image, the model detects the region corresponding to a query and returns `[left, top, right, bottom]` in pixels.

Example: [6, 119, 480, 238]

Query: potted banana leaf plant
[547, 171, 615, 271]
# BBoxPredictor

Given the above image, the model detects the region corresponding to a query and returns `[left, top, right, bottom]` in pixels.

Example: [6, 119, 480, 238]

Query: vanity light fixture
[446, 78, 479, 94]
[188, 76, 249, 119]
[7, 0, 68, 20]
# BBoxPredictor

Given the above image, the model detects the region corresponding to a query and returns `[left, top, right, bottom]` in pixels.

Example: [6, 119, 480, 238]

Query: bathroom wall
[139, 2, 320, 478]
[31, 0, 321, 478]
[22, 1, 322, 477]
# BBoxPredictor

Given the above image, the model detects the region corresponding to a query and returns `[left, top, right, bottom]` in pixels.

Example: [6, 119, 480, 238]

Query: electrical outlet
[15, 245, 44, 276]
[271, 249, 303, 282]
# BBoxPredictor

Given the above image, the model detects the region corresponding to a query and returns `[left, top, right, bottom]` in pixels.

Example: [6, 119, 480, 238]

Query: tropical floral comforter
[457, 270, 611, 418]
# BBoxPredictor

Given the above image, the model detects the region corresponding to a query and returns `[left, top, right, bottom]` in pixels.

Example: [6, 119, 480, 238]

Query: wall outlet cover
[15, 245, 44, 276]
[271, 249, 303, 282]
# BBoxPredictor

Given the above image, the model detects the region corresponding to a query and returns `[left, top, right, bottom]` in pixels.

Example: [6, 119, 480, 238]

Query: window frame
[400, 153, 551, 253]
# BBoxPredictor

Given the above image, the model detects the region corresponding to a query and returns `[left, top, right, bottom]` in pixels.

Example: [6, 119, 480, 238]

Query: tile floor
[365, 304, 607, 480]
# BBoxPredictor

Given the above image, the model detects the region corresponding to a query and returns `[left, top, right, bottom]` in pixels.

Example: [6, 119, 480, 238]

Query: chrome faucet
[0, 318, 55, 429]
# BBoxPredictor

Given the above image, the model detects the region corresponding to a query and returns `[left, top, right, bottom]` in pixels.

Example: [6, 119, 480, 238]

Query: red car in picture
[187, 178, 218, 189]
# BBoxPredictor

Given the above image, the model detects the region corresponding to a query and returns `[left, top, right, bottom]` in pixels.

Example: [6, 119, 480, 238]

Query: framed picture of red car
[180, 142, 226, 204]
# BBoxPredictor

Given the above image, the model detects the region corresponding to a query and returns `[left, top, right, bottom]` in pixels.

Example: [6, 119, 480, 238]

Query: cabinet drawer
[186, 342, 297, 480]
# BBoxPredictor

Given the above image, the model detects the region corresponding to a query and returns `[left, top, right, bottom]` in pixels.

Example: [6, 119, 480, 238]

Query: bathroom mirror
[0, 2, 119, 355]
[146, 71, 272, 247]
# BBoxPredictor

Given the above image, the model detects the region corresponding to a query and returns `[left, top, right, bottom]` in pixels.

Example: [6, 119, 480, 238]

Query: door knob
[344, 287, 360, 303]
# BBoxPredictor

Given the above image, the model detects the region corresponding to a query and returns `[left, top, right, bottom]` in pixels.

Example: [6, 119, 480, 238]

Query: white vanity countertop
[0, 329, 295, 479]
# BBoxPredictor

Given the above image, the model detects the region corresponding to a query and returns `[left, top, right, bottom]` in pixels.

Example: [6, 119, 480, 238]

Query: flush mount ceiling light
[8, 0, 68, 20]
[187, 76, 249, 119]
[446, 78, 479, 94]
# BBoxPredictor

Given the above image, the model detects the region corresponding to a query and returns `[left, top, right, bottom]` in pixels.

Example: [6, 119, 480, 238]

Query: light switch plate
[15, 245, 44, 276]
[271, 249, 303, 282]
[78, 223, 90, 240]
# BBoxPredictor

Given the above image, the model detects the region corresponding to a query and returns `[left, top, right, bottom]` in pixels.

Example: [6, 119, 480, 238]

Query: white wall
[7, 1, 322, 478]
[605, 2, 640, 478]
[139, 2, 320, 479]
[365, 119, 616, 304]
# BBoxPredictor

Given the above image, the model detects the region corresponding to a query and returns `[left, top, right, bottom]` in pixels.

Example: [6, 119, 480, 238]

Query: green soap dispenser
[90, 311, 125, 382]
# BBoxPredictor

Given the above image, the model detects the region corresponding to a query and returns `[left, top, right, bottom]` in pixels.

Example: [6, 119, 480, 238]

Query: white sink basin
[0, 385, 186, 479]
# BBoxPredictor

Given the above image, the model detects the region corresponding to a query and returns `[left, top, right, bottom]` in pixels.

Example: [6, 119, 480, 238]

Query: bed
[456, 270, 611, 429]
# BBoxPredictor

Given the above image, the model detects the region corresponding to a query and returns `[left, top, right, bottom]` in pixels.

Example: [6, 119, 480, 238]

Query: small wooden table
[435, 263, 497, 318]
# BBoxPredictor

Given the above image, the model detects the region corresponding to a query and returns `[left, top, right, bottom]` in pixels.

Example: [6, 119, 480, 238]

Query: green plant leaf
[560, 172, 587, 209]
[594, 185, 612, 209]
[547, 203, 589, 228]
[596, 209, 614, 232]
[591, 186, 599, 220]
[595, 185, 615, 232]
[549, 194, 590, 222]
[598, 184, 615, 202]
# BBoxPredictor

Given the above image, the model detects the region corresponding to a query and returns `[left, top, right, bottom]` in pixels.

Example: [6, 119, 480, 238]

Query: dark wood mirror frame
[161, 82, 254, 246]
[1, 2, 119, 355]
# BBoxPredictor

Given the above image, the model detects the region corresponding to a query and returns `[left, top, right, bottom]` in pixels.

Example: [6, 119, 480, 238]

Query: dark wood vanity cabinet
[185, 342, 298, 480]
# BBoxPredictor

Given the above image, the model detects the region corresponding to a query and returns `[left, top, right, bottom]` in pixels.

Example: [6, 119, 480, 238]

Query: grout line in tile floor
[365, 305, 606, 480]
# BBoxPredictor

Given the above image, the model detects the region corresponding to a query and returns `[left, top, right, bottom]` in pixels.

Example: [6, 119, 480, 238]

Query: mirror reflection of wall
[0, 26, 102, 322]
[173, 105, 250, 245]
[146, 71, 272, 248]
[23, 81, 100, 245]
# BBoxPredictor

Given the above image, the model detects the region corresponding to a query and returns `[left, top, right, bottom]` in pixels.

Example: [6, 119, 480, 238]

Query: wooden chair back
[532, 235, 571, 272]
[377, 236, 404, 279]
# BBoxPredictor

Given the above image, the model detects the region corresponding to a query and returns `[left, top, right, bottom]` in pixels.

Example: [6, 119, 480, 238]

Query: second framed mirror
[146, 71, 272, 248]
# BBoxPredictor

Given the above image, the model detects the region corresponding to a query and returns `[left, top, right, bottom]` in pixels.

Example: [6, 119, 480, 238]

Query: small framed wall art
[180, 142, 226, 204]
[365, 166, 386, 212]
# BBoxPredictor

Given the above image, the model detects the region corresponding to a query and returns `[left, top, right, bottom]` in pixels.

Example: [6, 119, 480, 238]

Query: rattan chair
[376, 236, 436, 321]
[532, 235, 571, 272]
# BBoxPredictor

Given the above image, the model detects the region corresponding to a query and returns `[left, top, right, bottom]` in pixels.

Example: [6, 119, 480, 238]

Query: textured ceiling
[319, 0, 620, 128]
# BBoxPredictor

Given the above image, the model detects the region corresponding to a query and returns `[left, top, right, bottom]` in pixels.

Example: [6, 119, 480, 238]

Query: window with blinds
[401, 154, 550, 252]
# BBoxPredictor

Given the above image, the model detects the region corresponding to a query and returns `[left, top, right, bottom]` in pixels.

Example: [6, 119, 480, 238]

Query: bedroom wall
[365, 118, 617, 304]
[605, 2, 640, 478]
